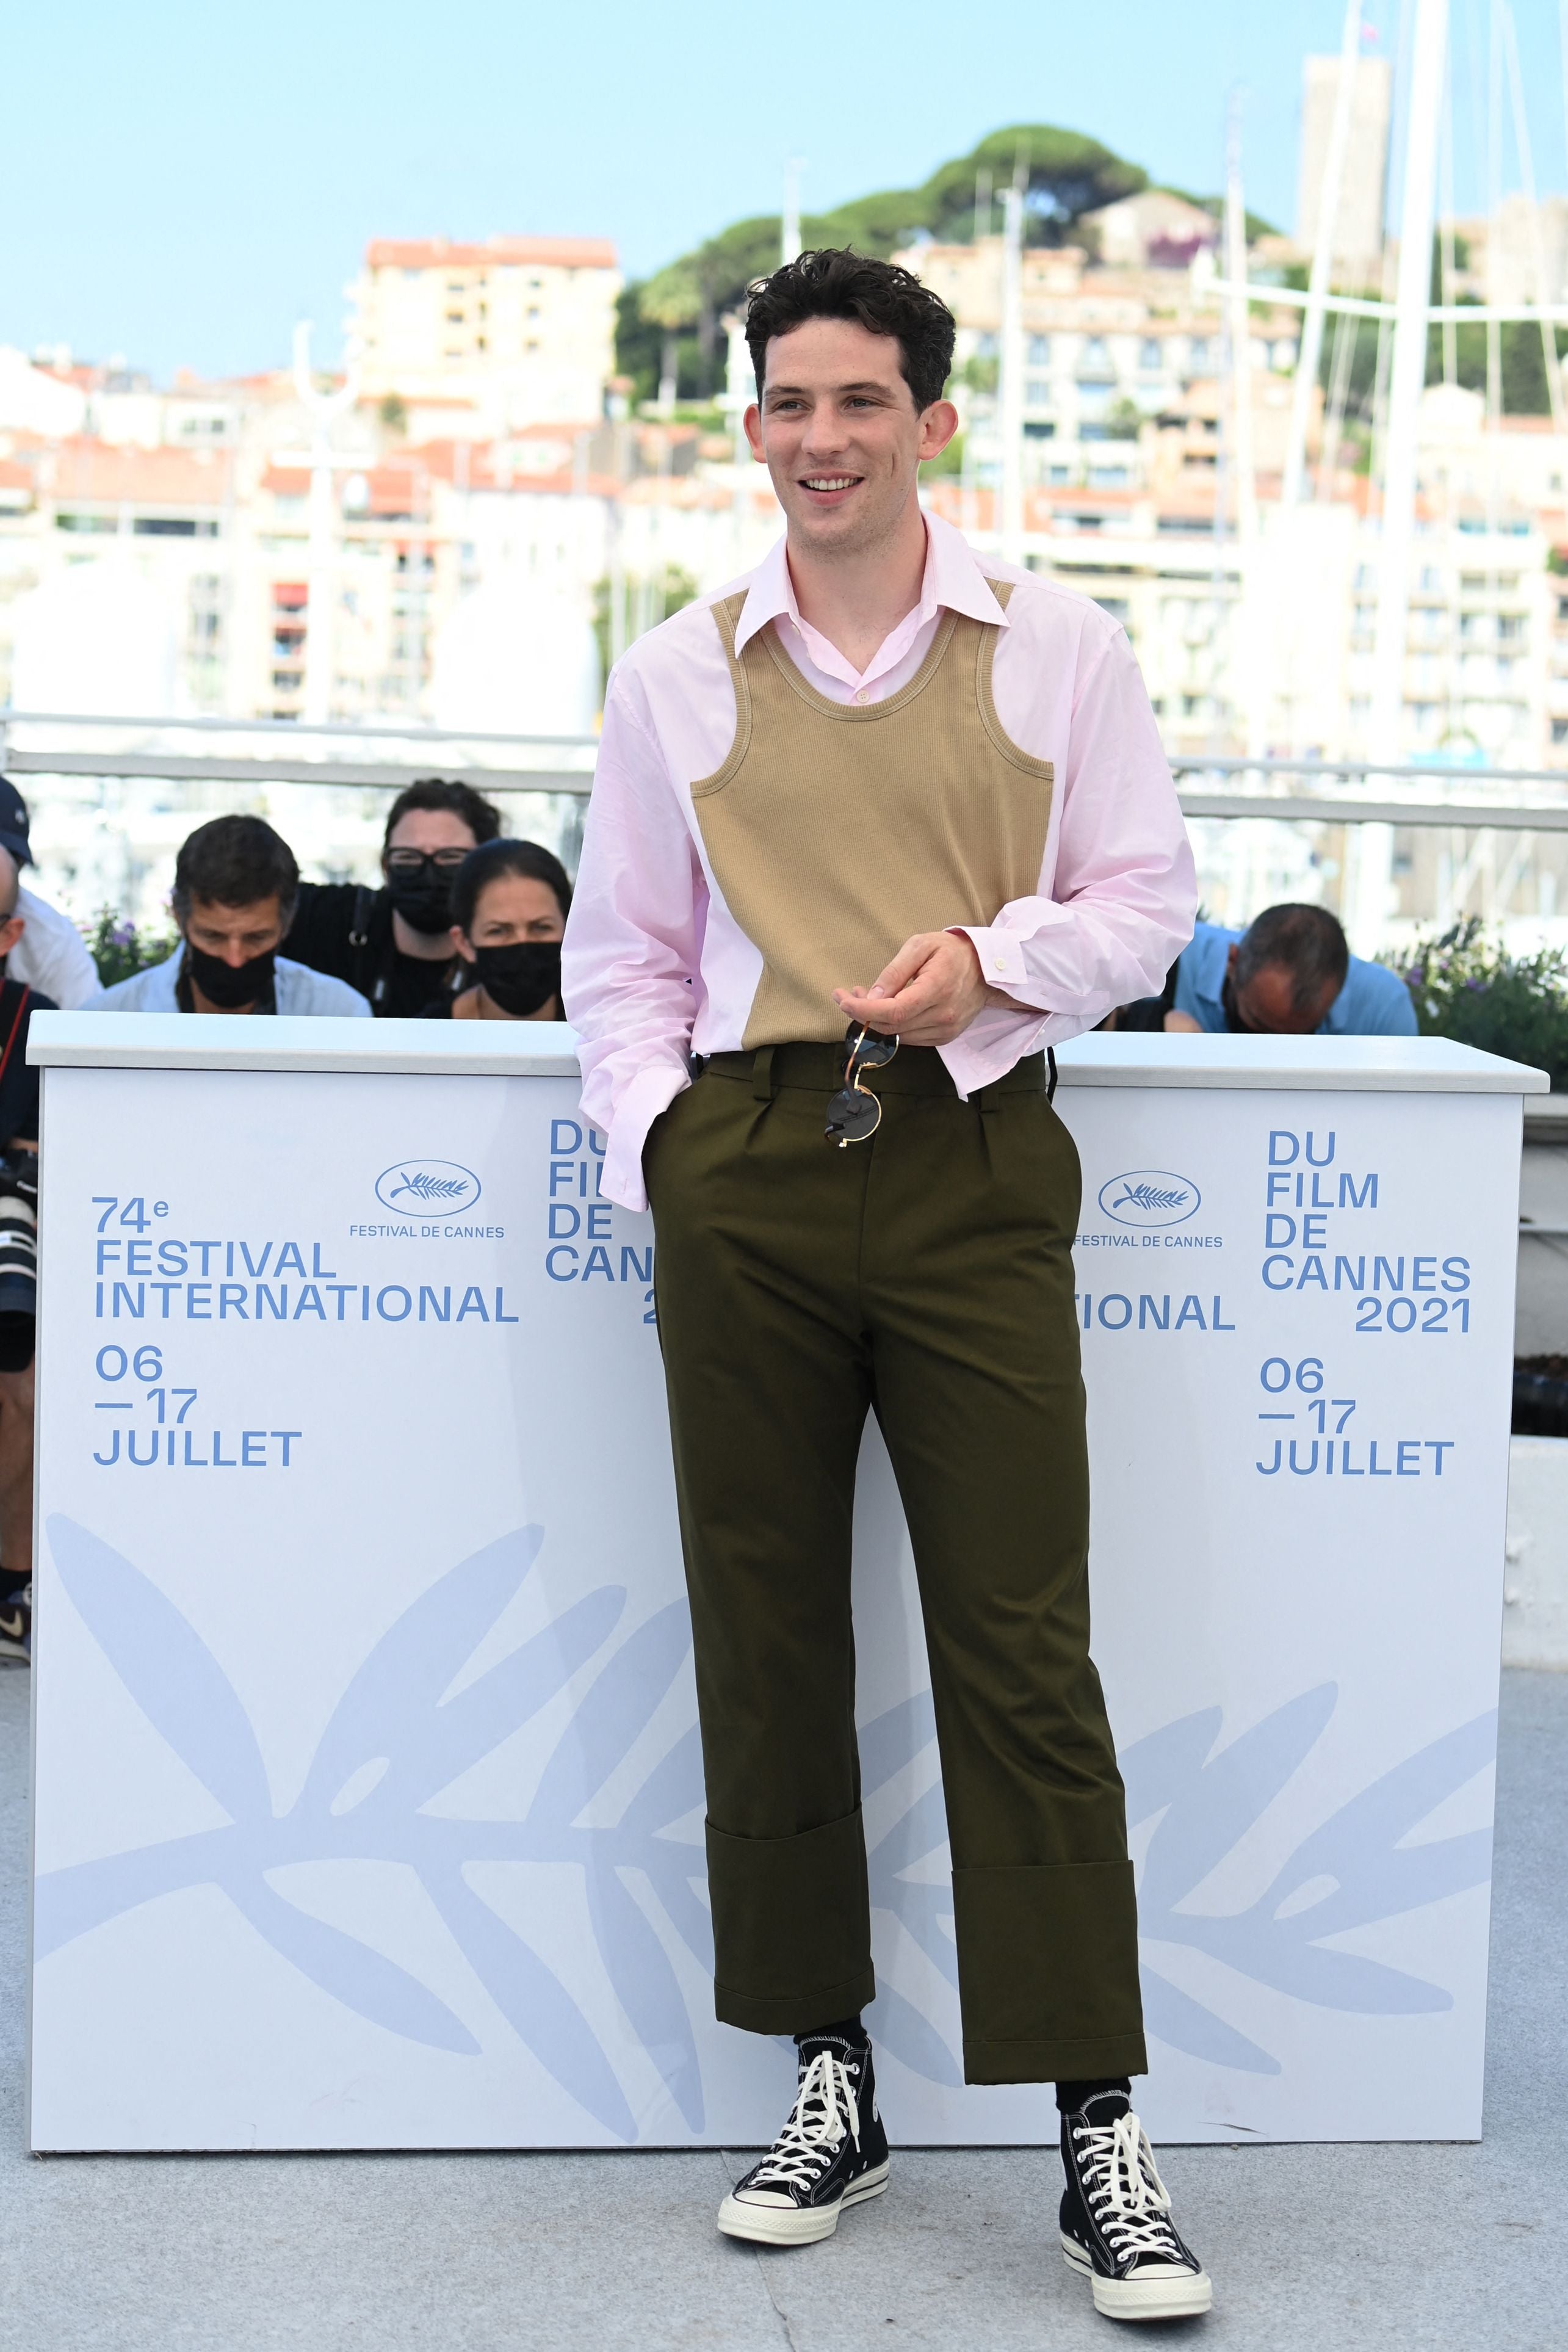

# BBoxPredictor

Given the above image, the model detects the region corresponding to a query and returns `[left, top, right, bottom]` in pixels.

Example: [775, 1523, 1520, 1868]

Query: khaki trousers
[642, 1041, 1146, 2085]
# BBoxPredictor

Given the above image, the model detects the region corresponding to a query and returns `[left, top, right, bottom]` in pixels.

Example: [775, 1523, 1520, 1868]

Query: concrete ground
[0, 1668, 1561, 2351]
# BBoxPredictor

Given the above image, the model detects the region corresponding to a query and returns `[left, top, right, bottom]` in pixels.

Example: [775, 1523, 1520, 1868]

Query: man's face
[383, 807, 477, 874]
[1225, 945, 1337, 1035]
[182, 896, 287, 968]
[743, 317, 957, 558]
[0, 849, 21, 962]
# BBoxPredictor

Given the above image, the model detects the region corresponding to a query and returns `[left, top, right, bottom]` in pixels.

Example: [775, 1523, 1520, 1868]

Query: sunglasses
[385, 849, 469, 875]
[825, 1022, 899, 1147]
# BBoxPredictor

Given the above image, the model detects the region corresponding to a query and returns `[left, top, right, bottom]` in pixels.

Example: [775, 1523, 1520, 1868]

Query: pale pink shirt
[563, 512, 1196, 1211]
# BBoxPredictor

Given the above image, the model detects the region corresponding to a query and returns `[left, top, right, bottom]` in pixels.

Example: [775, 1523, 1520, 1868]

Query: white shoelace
[1073, 2111, 1186, 2265]
[748, 2049, 862, 2191]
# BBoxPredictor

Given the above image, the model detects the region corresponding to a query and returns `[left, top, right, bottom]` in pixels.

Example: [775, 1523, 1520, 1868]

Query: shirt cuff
[593, 1059, 691, 1213]
[949, 924, 1028, 992]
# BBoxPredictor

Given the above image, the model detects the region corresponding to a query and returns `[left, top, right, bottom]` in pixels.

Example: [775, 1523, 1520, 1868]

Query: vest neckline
[753, 606, 964, 721]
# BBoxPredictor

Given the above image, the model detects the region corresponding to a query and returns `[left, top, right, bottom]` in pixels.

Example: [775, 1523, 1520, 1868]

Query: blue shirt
[89, 950, 371, 1017]
[1172, 921, 1417, 1037]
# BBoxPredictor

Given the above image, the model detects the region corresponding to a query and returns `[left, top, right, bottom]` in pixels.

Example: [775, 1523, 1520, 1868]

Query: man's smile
[798, 472, 865, 508]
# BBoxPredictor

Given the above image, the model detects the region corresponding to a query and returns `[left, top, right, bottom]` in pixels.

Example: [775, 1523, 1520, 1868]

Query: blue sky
[7, 0, 1568, 382]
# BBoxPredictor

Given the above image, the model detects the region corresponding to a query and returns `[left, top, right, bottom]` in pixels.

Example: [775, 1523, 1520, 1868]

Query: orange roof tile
[47, 439, 233, 506]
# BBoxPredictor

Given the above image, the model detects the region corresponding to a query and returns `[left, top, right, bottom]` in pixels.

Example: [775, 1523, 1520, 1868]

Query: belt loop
[977, 1081, 999, 1115]
[751, 1046, 776, 1101]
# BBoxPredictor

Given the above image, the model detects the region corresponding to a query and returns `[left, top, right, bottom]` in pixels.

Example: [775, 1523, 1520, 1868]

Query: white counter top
[26, 1011, 1548, 1093]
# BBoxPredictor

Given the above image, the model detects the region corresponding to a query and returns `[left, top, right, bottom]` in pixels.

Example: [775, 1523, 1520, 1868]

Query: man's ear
[1226, 944, 1240, 975]
[743, 402, 766, 463]
[917, 399, 960, 463]
[0, 914, 24, 958]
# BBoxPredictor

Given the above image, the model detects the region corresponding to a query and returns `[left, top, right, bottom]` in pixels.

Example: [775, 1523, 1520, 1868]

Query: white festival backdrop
[27, 1033, 1525, 2150]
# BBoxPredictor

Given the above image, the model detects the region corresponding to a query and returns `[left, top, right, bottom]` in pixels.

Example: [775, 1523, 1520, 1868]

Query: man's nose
[223, 943, 253, 966]
[800, 402, 848, 450]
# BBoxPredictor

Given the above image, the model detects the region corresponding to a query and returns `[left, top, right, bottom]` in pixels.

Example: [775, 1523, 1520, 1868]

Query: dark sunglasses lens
[825, 1088, 882, 1145]
[842, 1022, 898, 1073]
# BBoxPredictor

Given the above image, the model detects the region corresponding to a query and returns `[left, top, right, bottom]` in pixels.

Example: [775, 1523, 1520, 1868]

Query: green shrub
[1384, 918, 1568, 1088]
[81, 908, 179, 990]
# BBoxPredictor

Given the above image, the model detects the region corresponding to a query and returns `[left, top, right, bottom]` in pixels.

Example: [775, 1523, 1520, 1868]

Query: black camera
[0, 1151, 37, 1373]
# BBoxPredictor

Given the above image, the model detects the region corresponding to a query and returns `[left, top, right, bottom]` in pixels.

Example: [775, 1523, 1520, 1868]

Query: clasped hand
[834, 931, 1014, 1048]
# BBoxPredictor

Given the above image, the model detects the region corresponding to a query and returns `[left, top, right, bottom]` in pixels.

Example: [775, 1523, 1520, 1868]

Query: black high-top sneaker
[718, 2031, 890, 2246]
[1060, 2088, 1212, 2321]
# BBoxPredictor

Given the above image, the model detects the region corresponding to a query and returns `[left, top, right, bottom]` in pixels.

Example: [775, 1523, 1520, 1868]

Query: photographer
[90, 816, 370, 1016]
[0, 852, 54, 1664]
[420, 839, 569, 1021]
[286, 778, 502, 1016]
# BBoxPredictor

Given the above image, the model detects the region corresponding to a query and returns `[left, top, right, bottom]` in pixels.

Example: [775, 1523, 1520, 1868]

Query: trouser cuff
[715, 1966, 878, 2036]
[964, 2030, 1150, 2086]
[952, 1858, 1145, 2083]
[706, 1807, 872, 2038]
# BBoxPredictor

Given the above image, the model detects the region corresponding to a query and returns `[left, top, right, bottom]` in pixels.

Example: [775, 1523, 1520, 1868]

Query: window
[1140, 338, 1162, 371]
[1077, 336, 1113, 379]
[1498, 613, 1526, 640]
[1553, 717, 1568, 744]
[1027, 335, 1051, 365]
[1188, 337, 1212, 369]
[1025, 374, 1052, 409]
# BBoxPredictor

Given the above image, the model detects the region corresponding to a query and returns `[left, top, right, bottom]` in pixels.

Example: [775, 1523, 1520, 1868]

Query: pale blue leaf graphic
[37, 1514, 703, 2135]
[51, 1519, 271, 1824]
[429, 1871, 635, 2138]
[232, 1880, 480, 2055]
[1137, 1966, 1281, 2077]
[1129, 1686, 1339, 1921]
[36, 1513, 1499, 2116]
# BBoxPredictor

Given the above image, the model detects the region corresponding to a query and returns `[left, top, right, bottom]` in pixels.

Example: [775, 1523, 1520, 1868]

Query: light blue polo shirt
[1172, 920, 1417, 1037]
[89, 950, 370, 1017]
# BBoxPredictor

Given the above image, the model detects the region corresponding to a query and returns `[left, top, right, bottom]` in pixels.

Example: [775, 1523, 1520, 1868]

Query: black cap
[0, 778, 31, 869]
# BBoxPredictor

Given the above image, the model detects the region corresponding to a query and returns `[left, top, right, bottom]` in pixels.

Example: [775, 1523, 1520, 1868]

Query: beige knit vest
[692, 581, 1054, 1047]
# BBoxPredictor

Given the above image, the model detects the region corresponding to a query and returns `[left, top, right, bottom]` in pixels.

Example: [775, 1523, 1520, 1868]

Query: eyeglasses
[825, 1022, 899, 1147]
[385, 849, 469, 875]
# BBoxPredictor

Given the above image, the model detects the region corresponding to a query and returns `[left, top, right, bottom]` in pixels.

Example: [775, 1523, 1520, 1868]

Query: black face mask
[385, 861, 459, 938]
[472, 941, 562, 1017]
[184, 942, 276, 1009]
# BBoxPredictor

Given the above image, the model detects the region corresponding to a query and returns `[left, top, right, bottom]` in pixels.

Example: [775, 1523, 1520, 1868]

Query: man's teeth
[804, 476, 856, 490]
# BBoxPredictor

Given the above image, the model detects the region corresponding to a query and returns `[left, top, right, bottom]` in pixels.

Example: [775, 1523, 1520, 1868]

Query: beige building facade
[349, 237, 621, 433]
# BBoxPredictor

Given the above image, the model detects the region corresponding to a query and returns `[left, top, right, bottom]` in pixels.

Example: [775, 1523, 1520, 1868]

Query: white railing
[0, 710, 599, 797]
[5, 712, 1568, 831]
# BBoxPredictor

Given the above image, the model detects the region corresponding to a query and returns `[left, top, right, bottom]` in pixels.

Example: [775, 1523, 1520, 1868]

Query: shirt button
[854, 688, 867, 703]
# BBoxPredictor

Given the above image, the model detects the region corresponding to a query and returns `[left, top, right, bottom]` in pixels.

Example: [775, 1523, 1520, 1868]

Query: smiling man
[563, 251, 1204, 2323]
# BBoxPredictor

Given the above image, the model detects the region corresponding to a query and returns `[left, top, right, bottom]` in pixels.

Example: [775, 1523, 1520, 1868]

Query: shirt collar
[732, 509, 1010, 664]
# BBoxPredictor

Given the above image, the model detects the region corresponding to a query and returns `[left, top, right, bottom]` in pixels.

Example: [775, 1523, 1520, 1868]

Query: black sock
[1055, 2076, 1132, 2115]
[0, 1567, 27, 1601]
[797, 2014, 867, 2049]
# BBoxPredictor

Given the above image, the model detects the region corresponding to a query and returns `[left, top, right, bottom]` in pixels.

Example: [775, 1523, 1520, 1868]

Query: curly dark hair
[743, 248, 956, 413]
[381, 776, 501, 856]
